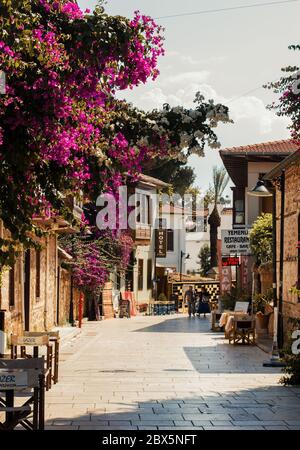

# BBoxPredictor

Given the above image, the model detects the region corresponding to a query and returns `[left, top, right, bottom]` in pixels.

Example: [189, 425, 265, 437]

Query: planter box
[255, 313, 270, 336]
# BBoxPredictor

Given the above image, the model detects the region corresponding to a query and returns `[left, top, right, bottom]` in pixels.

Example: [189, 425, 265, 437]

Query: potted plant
[280, 317, 300, 385]
[253, 289, 273, 331]
[220, 287, 249, 311]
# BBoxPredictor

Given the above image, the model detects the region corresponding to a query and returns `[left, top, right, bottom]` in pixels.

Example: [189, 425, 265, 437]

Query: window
[233, 188, 245, 225]
[36, 249, 41, 298]
[116, 271, 121, 290]
[167, 229, 174, 252]
[136, 192, 151, 225]
[146, 195, 151, 225]
[9, 264, 15, 307]
[147, 260, 152, 290]
[138, 259, 144, 291]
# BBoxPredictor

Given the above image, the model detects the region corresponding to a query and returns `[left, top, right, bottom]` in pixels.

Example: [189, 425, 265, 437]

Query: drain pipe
[44, 236, 49, 331]
[0, 310, 6, 357]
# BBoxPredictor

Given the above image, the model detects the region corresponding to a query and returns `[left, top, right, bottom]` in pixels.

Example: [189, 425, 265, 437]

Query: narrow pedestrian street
[45, 315, 300, 430]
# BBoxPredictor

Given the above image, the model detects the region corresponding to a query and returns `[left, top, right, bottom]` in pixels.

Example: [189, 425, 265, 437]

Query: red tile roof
[220, 139, 299, 155]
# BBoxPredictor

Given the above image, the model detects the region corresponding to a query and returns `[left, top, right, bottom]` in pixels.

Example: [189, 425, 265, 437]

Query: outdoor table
[219, 312, 250, 337]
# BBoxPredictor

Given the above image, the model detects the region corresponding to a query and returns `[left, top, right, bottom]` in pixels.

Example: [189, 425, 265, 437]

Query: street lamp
[248, 175, 285, 366]
[180, 251, 190, 282]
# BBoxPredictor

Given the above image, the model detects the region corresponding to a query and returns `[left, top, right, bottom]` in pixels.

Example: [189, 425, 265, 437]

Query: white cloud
[163, 71, 210, 85]
[122, 70, 289, 138]
[229, 96, 290, 135]
[165, 52, 227, 67]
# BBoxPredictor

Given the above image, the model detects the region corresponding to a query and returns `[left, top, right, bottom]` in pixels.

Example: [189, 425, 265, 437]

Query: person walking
[184, 286, 196, 317]
[197, 287, 211, 318]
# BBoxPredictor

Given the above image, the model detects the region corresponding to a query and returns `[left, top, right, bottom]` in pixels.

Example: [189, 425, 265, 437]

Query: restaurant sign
[221, 229, 250, 255]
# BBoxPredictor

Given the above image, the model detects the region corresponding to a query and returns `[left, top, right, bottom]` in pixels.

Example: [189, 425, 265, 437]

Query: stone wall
[0, 228, 59, 339]
[275, 162, 300, 339]
[57, 267, 71, 326]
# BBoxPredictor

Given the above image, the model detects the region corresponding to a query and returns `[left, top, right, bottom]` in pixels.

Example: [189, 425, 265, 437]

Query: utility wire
[154, 0, 300, 20]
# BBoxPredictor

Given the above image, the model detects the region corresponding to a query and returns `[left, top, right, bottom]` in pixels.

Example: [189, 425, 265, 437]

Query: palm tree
[208, 166, 229, 268]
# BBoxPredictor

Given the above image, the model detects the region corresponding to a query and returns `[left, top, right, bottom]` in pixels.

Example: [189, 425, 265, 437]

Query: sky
[78, 0, 299, 194]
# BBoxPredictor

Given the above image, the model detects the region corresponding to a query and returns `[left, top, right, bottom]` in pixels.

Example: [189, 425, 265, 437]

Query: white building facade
[185, 206, 233, 274]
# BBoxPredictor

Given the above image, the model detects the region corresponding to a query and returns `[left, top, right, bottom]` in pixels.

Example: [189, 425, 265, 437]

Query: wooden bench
[0, 357, 45, 430]
[10, 334, 53, 390]
[228, 317, 256, 345]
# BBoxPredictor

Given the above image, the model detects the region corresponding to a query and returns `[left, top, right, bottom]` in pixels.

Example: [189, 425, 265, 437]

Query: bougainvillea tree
[266, 44, 300, 142]
[59, 231, 133, 295]
[0, 0, 231, 289]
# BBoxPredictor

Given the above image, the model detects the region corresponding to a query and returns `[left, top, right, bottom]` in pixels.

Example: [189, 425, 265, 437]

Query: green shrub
[280, 317, 300, 385]
[249, 213, 272, 266]
[252, 289, 273, 314]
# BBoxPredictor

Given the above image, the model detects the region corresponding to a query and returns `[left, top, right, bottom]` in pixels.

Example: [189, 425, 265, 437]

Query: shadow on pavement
[45, 383, 300, 430]
[133, 315, 212, 334]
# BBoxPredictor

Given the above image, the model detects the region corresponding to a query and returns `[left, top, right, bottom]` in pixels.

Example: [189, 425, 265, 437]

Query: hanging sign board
[155, 229, 167, 258]
[222, 256, 240, 267]
[221, 229, 250, 255]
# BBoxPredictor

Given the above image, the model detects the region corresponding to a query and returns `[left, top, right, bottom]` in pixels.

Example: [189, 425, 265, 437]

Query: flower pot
[255, 312, 270, 335]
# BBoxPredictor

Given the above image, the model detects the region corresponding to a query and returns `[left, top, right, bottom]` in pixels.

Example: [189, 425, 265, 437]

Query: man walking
[184, 286, 196, 317]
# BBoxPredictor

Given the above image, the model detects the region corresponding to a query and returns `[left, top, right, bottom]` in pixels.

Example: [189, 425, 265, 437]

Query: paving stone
[158, 426, 204, 430]
[132, 420, 175, 426]
[173, 420, 194, 427]
[183, 414, 230, 421]
[232, 420, 285, 426]
[139, 414, 183, 421]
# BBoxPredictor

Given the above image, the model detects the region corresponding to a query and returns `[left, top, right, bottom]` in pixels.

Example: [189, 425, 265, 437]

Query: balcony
[32, 194, 83, 234]
[134, 225, 151, 244]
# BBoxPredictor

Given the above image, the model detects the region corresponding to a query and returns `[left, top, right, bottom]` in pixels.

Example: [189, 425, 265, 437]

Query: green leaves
[249, 213, 273, 266]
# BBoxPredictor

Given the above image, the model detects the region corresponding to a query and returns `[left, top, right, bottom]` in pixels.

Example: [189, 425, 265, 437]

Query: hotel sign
[155, 229, 167, 258]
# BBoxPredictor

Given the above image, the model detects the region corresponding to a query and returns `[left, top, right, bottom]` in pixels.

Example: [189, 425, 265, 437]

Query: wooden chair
[23, 331, 60, 384]
[10, 334, 52, 390]
[228, 317, 256, 345]
[211, 311, 223, 331]
[0, 357, 45, 430]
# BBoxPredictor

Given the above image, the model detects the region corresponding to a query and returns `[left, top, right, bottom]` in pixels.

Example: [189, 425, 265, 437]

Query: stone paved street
[45, 315, 300, 430]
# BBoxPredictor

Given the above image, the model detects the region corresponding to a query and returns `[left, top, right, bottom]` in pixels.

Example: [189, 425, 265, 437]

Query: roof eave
[264, 149, 300, 180]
